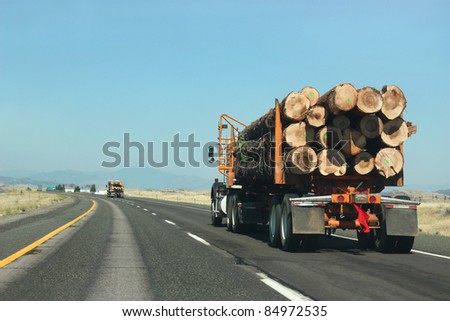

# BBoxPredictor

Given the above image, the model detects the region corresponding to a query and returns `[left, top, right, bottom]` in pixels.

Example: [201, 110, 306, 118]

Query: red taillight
[385, 204, 394, 209]
[369, 196, 376, 203]
[409, 205, 417, 210]
[337, 195, 345, 203]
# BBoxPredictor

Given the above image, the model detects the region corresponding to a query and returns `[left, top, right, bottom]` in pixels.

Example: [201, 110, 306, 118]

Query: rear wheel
[226, 195, 235, 231]
[357, 230, 374, 251]
[374, 206, 396, 253]
[280, 194, 300, 252]
[268, 195, 282, 248]
[231, 195, 243, 233]
[211, 201, 222, 226]
[395, 236, 415, 253]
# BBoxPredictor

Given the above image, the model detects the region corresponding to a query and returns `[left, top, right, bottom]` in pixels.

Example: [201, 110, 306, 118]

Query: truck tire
[357, 231, 374, 251]
[374, 206, 396, 253]
[226, 194, 235, 231]
[280, 194, 300, 252]
[211, 201, 222, 227]
[395, 236, 415, 253]
[268, 195, 282, 248]
[231, 195, 243, 233]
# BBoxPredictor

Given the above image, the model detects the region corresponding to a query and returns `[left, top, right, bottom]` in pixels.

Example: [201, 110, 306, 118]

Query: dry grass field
[417, 202, 450, 236]
[126, 189, 210, 205]
[0, 188, 68, 216]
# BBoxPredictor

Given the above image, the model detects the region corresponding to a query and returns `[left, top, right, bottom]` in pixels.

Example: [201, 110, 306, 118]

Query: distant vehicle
[106, 180, 125, 198]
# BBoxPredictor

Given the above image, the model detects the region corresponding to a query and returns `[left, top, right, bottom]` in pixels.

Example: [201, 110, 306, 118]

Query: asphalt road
[0, 194, 449, 301]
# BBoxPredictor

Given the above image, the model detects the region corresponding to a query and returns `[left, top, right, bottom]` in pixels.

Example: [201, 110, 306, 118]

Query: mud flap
[385, 208, 418, 236]
[291, 206, 324, 234]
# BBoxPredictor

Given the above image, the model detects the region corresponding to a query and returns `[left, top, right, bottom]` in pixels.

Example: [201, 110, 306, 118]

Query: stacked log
[235, 83, 415, 180]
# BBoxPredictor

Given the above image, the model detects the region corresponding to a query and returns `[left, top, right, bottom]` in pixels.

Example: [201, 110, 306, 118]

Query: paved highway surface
[0, 194, 449, 301]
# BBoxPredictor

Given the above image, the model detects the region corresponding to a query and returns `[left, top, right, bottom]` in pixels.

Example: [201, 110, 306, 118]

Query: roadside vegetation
[417, 202, 450, 237]
[126, 189, 210, 205]
[0, 188, 68, 216]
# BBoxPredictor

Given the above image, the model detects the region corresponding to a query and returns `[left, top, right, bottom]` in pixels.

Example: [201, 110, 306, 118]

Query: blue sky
[0, 0, 449, 188]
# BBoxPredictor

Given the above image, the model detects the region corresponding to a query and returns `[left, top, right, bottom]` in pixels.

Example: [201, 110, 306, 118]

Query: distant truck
[106, 180, 125, 198]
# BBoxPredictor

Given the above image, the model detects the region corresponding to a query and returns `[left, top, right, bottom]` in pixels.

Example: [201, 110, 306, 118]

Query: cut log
[406, 121, 417, 137]
[317, 83, 357, 114]
[281, 92, 310, 121]
[332, 115, 351, 130]
[316, 126, 342, 149]
[375, 148, 404, 178]
[360, 114, 383, 139]
[306, 105, 327, 127]
[285, 146, 318, 174]
[341, 128, 367, 156]
[353, 151, 374, 175]
[317, 149, 347, 176]
[381, 85, 406, 120]
[381, 118, 408, 147]
[356, 87, 383, 113]
[299, 86, 320, 106]
[283, 122, 315, 147]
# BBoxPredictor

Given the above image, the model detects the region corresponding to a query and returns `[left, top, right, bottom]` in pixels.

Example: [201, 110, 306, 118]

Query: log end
[375, 148, 404, 178]
[300, 86, 320, 106]
[381, 85, 407, 120]
[354, 151, 374, 175]
[306, 105, 327, 127]
[360, 115, 383, 139]
[329, 83, 358, 113]
[318, 149, 347, 176]
[283, 92, 311, 121]
[357, 87, 383, 113]
[381, 118, 408, 147]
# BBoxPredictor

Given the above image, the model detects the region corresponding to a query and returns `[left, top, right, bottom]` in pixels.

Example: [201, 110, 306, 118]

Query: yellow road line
[0, 200, 97, 268]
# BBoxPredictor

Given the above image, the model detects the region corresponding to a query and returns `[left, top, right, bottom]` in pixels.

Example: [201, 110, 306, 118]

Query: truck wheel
[280, 194, 300, 252]
[211, 201, 222, 227]
[226, 195, 235, 231]
[374, 207, 396, 253]
[298, 234, 319, 252]
[231, 196, 243, 233]
[357, 231, 374, 251]
[395, 236, 414, 253]
[268, 195, 282, 248]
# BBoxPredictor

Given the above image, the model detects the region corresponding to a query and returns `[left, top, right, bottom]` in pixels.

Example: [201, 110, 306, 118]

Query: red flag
[353, 204, 370, 233]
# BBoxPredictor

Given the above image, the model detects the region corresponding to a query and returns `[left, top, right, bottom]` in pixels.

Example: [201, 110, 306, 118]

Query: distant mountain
[436, 189, 450, 196]
[0, 168, 212, 190]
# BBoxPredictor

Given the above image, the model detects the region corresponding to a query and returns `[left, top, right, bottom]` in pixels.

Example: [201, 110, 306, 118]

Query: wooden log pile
[236, 83, 416, 180]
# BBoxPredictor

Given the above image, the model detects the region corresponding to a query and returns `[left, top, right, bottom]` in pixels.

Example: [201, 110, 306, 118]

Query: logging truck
[106, 180, 125, 198]
[210, 84, 419, 253]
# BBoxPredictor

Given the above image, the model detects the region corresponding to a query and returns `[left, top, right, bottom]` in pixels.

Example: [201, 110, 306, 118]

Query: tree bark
[316, 126, 342, 148]
[317, 83, 357, 114]
[281, 92, 310, 121]
[375, 148, 404, 178]
[317, 149, 347, 176]
[381, 118, 408, 147]
[356, 87, 383, 113]
[353, 151, 374, 175]
[341, 128, 367, 156]
[285, 146, 317, 174]
[360, 114, 383, 139]
[299, 86, 320, 106]
[239, 108, 274, 141]
[381, 85, 407, 120]
[306, 105, 327, 127]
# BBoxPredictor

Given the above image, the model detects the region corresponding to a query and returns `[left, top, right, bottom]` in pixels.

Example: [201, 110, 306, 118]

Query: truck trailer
[210, 84, 419, 253]
[107, 180, 125, 198]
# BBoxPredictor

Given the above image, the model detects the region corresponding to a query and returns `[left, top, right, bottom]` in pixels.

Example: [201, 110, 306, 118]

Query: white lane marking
[411, 250, 450, 260]
[138, 199, 210, 212]
[165, 220, 176, 226]
[187, 233, 210, 246]
[331, 235, 450, 260]
[136, 205, 141, 208]
[152, 213, 157, 216]
[143, 209, 149, 212]
[256, 273, 312, 301]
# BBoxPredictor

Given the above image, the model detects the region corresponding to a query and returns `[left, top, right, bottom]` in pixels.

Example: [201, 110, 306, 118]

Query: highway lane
[0, 195, 287, 300]
[124, 196, 450, 301]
